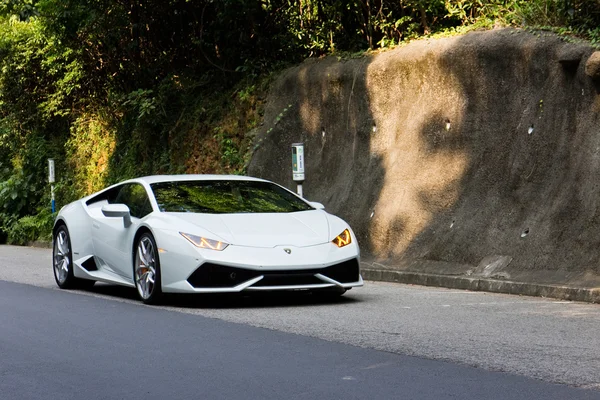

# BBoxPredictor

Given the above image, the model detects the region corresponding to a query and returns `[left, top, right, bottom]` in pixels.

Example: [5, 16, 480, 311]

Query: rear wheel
[134, 232, 163, 305]
[53, 225, 95, 290]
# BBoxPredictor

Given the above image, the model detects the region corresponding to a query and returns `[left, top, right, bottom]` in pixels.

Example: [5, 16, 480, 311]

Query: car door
[92, 183, 153, 280]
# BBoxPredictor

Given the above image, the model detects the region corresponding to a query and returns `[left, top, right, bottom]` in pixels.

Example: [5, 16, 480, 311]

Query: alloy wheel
[135, 236, 157, 300]
[53, 229, 70, 285]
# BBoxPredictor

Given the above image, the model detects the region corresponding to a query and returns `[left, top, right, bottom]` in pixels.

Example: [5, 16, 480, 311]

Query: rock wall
[248, 28, 600, 287]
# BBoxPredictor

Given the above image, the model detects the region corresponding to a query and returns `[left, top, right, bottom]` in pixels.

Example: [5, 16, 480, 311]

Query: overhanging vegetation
[0, 0, 599, 243]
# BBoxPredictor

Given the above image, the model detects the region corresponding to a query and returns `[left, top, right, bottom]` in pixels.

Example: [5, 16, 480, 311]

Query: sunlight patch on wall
[297, 67, 321, 135]
[365, 46, 469, 256]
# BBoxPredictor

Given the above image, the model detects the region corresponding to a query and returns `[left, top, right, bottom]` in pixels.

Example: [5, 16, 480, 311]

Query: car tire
[134, 232, 163, 305]
[53, 225, 95, 290]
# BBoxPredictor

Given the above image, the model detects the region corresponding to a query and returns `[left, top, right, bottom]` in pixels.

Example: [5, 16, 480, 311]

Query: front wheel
[53, 225, 95, 290]
[134, 232, 163, 305]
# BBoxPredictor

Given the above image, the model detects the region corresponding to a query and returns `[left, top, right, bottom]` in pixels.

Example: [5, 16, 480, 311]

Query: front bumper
[154, 229, 363, 293]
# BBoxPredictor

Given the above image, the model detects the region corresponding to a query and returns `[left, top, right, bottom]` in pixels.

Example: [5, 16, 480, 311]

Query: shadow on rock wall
[248, 56, 385, 249]
[249, 28, 600, 287]
[396, 29, 600, 286]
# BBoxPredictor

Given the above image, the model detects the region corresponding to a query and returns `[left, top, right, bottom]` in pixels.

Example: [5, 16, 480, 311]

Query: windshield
[150, 180, 313, 214]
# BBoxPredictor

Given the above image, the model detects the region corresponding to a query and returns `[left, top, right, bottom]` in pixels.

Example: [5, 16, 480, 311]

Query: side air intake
[81, 257, 98, 272]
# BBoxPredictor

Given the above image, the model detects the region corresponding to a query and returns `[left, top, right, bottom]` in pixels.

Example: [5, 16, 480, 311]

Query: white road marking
[362, 362, 393, 370]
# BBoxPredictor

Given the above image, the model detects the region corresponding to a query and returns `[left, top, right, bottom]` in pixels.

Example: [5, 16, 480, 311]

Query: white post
[48, 159, 55, 213]
[291, 143, 305, 197]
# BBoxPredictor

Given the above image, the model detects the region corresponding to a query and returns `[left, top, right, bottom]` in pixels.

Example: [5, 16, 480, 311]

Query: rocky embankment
[249, 28, 600, 296]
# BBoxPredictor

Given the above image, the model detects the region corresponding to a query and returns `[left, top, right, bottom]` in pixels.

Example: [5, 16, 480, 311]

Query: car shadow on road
[87, 283, 362, 309]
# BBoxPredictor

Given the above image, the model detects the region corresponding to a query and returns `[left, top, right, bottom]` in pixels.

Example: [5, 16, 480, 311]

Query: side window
[115, 183, 153, 219]
[85, 185, 122, 206]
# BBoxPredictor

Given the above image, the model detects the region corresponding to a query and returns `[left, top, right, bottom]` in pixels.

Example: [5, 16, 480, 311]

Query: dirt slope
[248, 28, 600, 288]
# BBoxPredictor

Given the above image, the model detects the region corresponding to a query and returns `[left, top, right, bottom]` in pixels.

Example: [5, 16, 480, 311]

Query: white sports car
[52, 175, 363, 304]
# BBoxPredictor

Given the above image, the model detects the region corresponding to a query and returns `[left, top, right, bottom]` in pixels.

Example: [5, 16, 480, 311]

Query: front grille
[187, 263, 258, 288]
[186, 258, 360, 289]
[253, 273, 323, 287]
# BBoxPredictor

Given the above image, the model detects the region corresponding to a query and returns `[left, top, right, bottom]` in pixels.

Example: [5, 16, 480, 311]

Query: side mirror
[308, 201, 325, 210]
[101, 203, 132, 227]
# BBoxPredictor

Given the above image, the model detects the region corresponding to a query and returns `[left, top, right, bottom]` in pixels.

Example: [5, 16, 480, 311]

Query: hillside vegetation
[0, 0, 599, 244]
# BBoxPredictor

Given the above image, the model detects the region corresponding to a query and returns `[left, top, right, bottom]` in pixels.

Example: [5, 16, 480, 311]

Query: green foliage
[122, 89, 160, 121]
[0, 168, 37, 217]
[0, 0, 38, 21]
[64, 111, 116, 196]
[0, 133, 50, 218]
[3, 208, 54, 245]
[213, 127, 244, 172]
[1, 0, 600, 243]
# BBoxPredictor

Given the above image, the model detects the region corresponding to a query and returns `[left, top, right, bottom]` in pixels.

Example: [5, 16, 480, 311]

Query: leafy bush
[3, 208, 54, 246]
[0, 169, 36, 217]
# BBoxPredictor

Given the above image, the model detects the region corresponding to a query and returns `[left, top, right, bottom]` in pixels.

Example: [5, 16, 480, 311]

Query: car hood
[166, 210, 330, 248]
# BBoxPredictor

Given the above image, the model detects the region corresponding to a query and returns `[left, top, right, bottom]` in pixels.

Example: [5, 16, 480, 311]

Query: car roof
[80, 174, 277, 204]
[129, 174, 269, 185]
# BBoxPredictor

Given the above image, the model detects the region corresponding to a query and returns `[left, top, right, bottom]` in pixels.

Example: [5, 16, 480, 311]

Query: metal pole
[48, 159, 55, 213]
[51, 184, 55, 213]
[297, 184, 303, 198]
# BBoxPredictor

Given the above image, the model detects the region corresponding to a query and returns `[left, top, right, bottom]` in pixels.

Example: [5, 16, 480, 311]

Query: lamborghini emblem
[284, 248, 291, 254]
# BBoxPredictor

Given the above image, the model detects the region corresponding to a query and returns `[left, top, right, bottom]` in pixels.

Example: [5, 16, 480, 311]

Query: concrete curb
[361, 268, 600, 304]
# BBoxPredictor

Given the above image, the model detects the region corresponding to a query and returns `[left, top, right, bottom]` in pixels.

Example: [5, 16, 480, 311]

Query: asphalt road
[1, 245, 599, 399]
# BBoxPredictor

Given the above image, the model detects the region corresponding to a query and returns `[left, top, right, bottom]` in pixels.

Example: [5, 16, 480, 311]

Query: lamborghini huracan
[52, 175, 363, 304]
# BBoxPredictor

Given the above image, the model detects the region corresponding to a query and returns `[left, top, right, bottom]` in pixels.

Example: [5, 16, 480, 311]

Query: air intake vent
[320, 259, 360, 283]
[253, 273, 322, 287]
[186, 258, 361, 289]
[81, 257, 98, 272]
[187, 263, 259, 288]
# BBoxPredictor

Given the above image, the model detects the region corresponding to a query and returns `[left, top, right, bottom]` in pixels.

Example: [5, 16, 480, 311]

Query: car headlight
[180, 232, 229, 251]
[331, 229, 352, 248]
